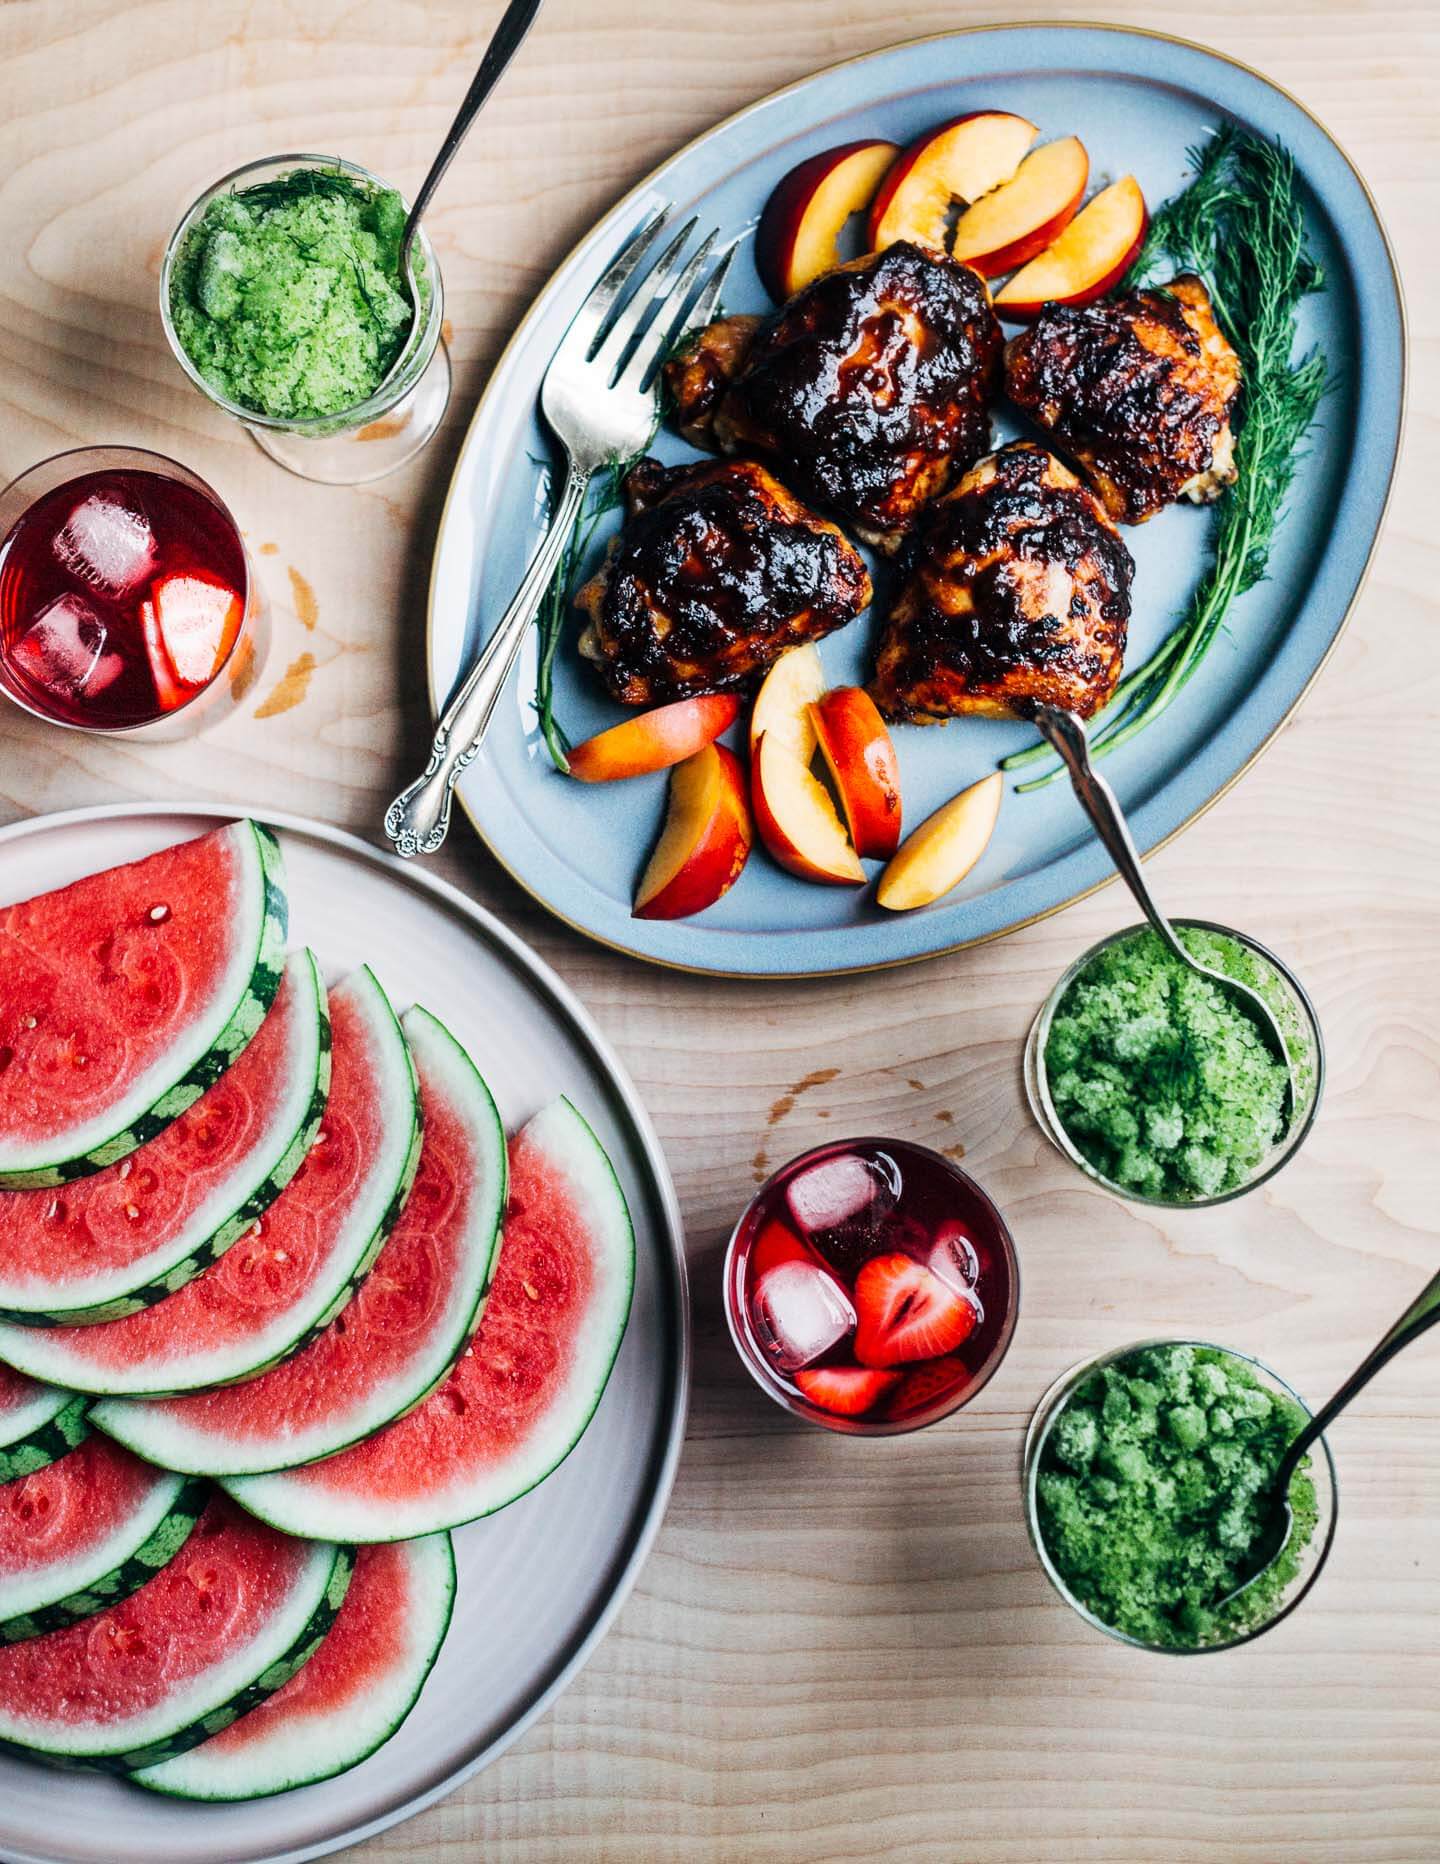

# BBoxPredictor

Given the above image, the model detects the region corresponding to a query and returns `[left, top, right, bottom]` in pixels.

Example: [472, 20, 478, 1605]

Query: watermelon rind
[0, 1385, 90, 1483]
[133, 1532, 456, 1801]
[8, 966, 420, 1401]
[0, 948, 330, 1326]
[0, 1533, 354, 1772]
[1, 1466, 208, 1645]
[224, 1098, 634, 1543]
[0, 820, 288, 1190]
[104, 1005, 504, 1474]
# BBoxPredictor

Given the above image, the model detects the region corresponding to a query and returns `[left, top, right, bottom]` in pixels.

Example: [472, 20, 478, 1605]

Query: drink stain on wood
[287, 567, 319, 630]
[254, 652, 317, 718]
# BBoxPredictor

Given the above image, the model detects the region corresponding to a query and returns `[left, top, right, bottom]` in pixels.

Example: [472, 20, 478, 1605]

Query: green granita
[169, 169, 424, 422]
[1044, 926, 1304, 1201]
[1035, 1343, 1320, 1649]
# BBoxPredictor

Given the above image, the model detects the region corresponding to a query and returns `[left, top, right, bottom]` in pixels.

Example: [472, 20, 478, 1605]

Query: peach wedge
[994, 176, 1148, 320]
[749, 644, 826, 764]
[867, 112, 1037, 252]
[634, 742, 752, 920]
[752, 732, 865, 886]
[876, 772, 1002, 911]
[950, 136, 1088, 277]
[756, 139, 900, 301]
[810, 686, 902, 862]
[567, 693, 740, 782]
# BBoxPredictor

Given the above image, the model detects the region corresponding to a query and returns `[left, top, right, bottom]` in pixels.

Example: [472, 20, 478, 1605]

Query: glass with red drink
[724, 1138, 1020, 1434]
[0, 446, 265, 736]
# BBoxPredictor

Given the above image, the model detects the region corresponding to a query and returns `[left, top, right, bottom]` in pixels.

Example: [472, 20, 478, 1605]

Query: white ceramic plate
[0, 804, 688, 1864]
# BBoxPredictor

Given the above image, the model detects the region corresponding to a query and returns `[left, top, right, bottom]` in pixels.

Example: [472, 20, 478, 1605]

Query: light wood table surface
[1, 3, 1436, 1858]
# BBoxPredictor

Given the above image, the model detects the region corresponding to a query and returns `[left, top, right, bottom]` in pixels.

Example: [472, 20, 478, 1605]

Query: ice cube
[54, 492, 157, 597]
[11, 594, 110, 695]
[785, 1151, 898, 1237]
[926, 1221, 983, 1299]
[750, 1259, 856, 1373]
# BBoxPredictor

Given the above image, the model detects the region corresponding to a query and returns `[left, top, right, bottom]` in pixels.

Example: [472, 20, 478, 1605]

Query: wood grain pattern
[0, 3, 1436, 1858]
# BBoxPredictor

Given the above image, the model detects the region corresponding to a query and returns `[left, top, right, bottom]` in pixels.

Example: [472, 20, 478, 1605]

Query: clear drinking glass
[0, 444, 267, 740]
[1024, 918, 1325, 1209]
[1023, 1338, 1339, 1654]
[723, 1137, 1021, 1436]
[160, 154, 449, 486]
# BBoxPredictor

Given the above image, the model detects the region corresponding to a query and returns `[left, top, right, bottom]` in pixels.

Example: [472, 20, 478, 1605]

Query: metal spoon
[377, 0, 545, 393]
[1032, 704, 1296, 1124]
[1215, 1266, 1440, 1611]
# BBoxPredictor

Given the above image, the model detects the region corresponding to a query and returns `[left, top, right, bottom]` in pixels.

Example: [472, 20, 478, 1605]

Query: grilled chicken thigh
[1003, 275, 1242, 525]
[870, 441, 1134, 724]
[663, 241, 1002, 553]
[576, 457, 872, 707]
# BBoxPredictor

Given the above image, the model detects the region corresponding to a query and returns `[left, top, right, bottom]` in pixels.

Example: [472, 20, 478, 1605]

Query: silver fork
[384, 206, 732, 858]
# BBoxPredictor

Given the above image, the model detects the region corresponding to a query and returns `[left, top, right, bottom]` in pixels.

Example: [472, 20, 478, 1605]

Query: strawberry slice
[852, 1252, 978, 1368]
[794, 1365, 901, 1417]
[888, 1354, 970, 1418]
[139, 598, 190, 711]
[151, 573, 244, 686]
[749, 1217, 814, 1281]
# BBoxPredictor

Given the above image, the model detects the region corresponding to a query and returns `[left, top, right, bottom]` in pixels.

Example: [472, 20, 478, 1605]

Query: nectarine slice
[567, 693, 740, 782]
[867, 111, 1037, 252]
[810, 686, 902, 862]
[994, 176, 1148, 320]
[951, 136, 1088, 277]
[876, 772, 1002, 911]
[752, 732, 865, 886]
[750, 644, 825, 763]
[757, 139, 900, 300]
[634, 741, 752, 920]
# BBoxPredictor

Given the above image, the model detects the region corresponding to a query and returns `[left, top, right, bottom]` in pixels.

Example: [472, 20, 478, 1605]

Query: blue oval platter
[426, 24, 1404, 977]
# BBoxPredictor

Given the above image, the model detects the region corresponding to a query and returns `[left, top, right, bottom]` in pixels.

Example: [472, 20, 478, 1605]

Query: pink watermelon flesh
[0, 1365, 37, 1421]
[113, 1015, 494, 1460]
[0, 1435, 162, 1584]
[0, 958, 308, 1304]
[234, 1107, 613, 1529]
[0, 1491, 316, 1727]
[13, 978, 389, 1387]
[0, 826, 256, 1153]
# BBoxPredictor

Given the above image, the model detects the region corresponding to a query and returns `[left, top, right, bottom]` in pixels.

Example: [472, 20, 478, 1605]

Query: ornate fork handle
[384, 460, 590, 858]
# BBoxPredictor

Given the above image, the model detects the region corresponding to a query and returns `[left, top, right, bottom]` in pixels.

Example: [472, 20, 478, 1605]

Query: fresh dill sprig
[533, 444, 653, 773]
[1003, 129, 1328, 790]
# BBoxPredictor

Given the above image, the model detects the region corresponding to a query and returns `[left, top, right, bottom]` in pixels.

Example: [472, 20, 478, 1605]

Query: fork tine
[669, 242, 735, 350]
[592, 217, 698, 381]
[616, 233, 725, 396]
[553, 204, 672, 366]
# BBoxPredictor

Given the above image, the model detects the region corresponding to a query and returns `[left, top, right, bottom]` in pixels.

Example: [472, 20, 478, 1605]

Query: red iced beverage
[725, 1138, 1019, 1433]
[0, 450, 254, 732]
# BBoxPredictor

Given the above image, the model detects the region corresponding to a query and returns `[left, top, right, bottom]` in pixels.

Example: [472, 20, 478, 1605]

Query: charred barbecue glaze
[870, 441, 1134, 723]
[1004, 276, 1242, 525]
[665, 242, 1002, 553]
[576, 457, 872, 707]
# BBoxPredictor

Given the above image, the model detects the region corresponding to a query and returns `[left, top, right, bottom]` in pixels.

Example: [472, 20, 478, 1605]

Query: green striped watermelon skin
[88, 1546, 357, 1775]
[0, 951, 331, 1327]
[1, 1475, 208, 1645]
[0, 1393, 90, 1483]
[0, 821, 289, 1190]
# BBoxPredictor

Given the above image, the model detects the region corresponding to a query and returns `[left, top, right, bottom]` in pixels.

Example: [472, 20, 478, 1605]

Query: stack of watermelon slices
[0, 823, 635, 1798]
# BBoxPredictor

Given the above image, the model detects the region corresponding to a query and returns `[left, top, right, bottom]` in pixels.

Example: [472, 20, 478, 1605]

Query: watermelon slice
[0, 1368, 89, 1483]
[0, 1491, 351, 1771]
[134, 1534, 454, 1800]
[97, 1007, 505, 1474]
[1, 968, 420, 1399]
[0, 821, 287, 1188]
[0, 950, 329, 1325]
[226, 1099, 633, 1542]
[1, 1435, 206, 1643]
